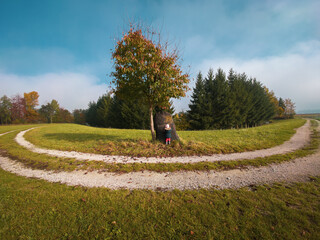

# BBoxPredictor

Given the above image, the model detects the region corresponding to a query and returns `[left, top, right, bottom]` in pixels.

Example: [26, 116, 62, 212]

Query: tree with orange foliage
[24, 91, 40, 122]
[111, 24, 190, 140]
[284, 98, 296, 119]
[11, 94, 26, 123]
[263, 86, 278, 118]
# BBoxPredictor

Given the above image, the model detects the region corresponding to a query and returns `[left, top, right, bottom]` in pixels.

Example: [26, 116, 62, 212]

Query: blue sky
[0, 0, 319, 112]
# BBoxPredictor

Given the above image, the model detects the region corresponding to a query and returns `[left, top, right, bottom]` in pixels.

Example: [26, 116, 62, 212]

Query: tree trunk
[154, 111, 179, 143]
[149, 105, 156, 141]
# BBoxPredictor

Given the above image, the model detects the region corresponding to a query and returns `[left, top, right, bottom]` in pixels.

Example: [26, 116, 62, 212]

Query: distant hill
[297, 109, 320, 114]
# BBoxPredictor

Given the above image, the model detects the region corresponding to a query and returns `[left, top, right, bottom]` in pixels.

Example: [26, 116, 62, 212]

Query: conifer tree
[108, 95, 150, 129]
[85, 101, 98, 126]
[187, 68, 280, 130]
[203, 68, 215, 129]
[211, 68, 233, 129]
[228, 70, 251, 128]
[108, 95, 124, 128]
[188, 72, 206, 129]
[278, 97, 285, 118]
[96, 94, 113, 127]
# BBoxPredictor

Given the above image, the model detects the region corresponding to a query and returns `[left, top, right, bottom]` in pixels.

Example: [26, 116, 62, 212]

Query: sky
[0, 0, 319, 113]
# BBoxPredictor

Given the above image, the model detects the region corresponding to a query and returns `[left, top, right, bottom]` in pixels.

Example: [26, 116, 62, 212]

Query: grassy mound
[24, 119, 306, 157]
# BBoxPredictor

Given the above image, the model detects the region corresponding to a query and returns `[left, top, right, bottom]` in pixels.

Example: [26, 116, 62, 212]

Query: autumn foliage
[24, 91, 40, 122]
[111, 25, 190, 140]
[0, 91, 74, 124]
[10, 94, 26, 123]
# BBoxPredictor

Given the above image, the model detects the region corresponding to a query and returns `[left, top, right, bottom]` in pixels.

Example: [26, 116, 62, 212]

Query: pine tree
[96, 94, 113, 127]
[119, 98, 150, 129]
[228, 70, 251, 128]
[108, 95, 150, 129]
[278, 97, 285, 118]
[188, 72, 207, 129]
[108, 95, 124, 128]
[187, 68, 278, 130]
[85, 101, 98, 126]
[211, 68, 233, 129]
[246, 79, 275, 126]
[203, 69, 215, 129]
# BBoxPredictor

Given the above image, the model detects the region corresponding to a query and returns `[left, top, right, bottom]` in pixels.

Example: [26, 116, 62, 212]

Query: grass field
[0, 119, 319, 173]
[0, 168, 319, 239]
[24, 119, 306, 157]
[0, 119, 320, 239]
[0, 124, 41, 134]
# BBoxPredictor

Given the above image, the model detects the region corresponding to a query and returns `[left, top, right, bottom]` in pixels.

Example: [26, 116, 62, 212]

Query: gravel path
[0, 130, 16, 136]
[15, 121, 311, 164]
[0, 120, 319, 190]
[0, 148, 319, 190]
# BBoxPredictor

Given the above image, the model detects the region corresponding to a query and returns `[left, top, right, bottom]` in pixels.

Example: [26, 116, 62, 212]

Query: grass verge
[24, 119, 305, 157]
[0, 120, 318, 173]
[0, 124, 42, 134]
[0, 167, 319, 239]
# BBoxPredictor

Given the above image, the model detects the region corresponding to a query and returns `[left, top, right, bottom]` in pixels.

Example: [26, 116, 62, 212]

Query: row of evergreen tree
[188, 68, 277, 130]
[74, 95, 150, 129]
[75, 94, 177, 129]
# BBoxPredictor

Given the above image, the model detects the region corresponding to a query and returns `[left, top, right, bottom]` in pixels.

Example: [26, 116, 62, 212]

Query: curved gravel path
[0, 120, 319, 190]
[0, 146, 319, 190]
[15, 121, 311, 164]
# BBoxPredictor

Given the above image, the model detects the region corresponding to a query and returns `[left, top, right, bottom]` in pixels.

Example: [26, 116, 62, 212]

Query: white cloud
[173, 40, 320, 113]
[0, 72, 108, 111]
[195, 40, 320, 112]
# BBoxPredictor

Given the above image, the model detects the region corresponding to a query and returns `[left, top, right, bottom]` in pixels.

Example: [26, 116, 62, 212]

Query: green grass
[0, 119, 318, 173]
[24, 119, 306, 157]
[0, 124, 42, 134]
[0, 131, 83, 172]
[0, 168, 319, 239]
[0, 120, 319, 239]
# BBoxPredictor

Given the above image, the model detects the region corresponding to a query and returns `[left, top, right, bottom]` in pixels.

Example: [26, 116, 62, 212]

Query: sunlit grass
[24, 119, 306, 157]
[0, 167, 319, 239]
[0, 124, 42, 134]
[0, 120, 319, 239]
[0, 119, 318, 173]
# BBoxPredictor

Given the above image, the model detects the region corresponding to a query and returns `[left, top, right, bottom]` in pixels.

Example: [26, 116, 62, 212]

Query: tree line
[185, 68, 295, 130]
[1, 70, 295, 129]
[0, 91, 73, 124]
[74, 66, 295, 131]
[75, 94, 150, 129]
[74, 94, 175, 129]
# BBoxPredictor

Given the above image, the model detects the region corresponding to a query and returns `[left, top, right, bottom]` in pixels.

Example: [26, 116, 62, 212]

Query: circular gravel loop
[0, 120, 319, 190]
[15, 120, 311, 164]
